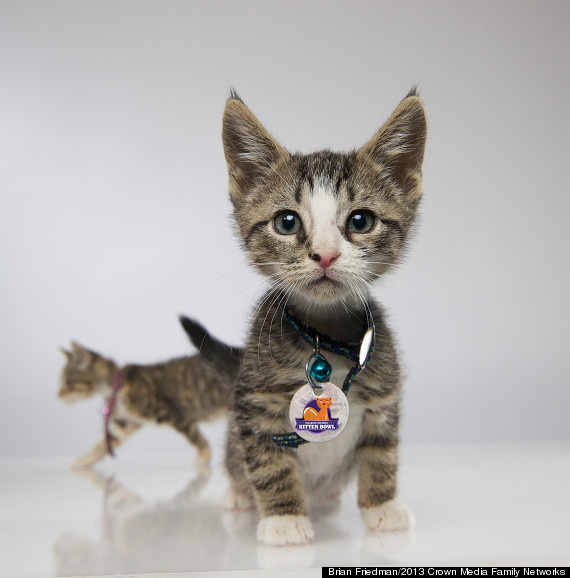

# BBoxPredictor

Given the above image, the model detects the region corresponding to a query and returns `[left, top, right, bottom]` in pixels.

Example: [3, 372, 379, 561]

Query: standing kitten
[59, 318, 238, 467]
[206, 89, 426, 545]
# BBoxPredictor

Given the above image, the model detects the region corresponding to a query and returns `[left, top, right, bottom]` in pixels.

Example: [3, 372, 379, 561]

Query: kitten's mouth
[308, 276, 342, 288]
[294, 272, 354, 306]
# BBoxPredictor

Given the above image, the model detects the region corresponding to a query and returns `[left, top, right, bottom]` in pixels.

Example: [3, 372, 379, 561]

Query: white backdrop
[1, 1, 568, 458]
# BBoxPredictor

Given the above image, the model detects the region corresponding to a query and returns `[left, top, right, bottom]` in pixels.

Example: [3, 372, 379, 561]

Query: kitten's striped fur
[59, 319, 235, 468]
[199, 90, 427, 545]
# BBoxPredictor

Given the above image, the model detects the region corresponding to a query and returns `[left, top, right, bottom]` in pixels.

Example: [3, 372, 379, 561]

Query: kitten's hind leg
[221, 437, 257, 536]
[224, 429, 256, 511]
[178, 422, 212, 464]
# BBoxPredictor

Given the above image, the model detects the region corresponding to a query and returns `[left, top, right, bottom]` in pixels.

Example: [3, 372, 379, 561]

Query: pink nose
[310, 251, 340, 269]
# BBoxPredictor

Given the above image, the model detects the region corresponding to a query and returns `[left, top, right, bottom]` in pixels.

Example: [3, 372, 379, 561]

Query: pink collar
[102, 369, 123, 457]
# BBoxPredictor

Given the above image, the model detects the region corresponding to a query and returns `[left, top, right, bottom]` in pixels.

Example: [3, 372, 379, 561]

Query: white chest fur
[296, 350, 364, 481]
[297, 402, 364, 487]
[291, 342, 365, 490]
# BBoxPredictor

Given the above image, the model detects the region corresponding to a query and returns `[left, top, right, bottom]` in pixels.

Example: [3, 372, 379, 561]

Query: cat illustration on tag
[289, 382, 349, 443]
[303, 397, 331, 421]
[296, 397, 339, 433]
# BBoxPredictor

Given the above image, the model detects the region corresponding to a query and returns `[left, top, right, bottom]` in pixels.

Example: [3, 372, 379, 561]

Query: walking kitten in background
[58, 317, 239, 468]
[188, 89, 426, 545]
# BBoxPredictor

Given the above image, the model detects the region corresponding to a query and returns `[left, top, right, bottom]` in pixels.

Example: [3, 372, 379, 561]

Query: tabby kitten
[215, 89, 426, 545]
[58, 318, 236, 468]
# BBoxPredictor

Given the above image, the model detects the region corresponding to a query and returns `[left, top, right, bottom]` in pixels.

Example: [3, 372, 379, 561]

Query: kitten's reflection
[53, 469, 414, 574]
[53, 468, 236, 576]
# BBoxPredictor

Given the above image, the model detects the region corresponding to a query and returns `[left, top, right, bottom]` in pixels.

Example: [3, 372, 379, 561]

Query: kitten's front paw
[361, 499, 414, 532]
[71, 454, 100, 469]
[257, 515, 314, 546]
[224, 488, 255, 511]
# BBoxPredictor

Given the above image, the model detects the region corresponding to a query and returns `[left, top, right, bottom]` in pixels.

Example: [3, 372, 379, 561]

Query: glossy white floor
[1, 442, 569, 578]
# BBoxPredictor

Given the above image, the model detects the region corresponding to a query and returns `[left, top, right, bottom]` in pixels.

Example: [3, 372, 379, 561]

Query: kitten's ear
[70, 341, 91, 371]
[222, 92, 290, 202]
[358, 90, 427, 204]
[60, 347, 71, 361]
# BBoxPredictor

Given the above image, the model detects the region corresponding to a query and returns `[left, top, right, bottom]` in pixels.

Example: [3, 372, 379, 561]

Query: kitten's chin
[59, 393, 85, 405]
[292, 278, 359, 309]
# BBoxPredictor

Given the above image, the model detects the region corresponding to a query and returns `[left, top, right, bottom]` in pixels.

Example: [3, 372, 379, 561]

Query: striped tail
[179, 316, 242, 381]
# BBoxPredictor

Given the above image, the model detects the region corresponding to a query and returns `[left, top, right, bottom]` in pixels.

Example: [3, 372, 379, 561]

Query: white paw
[71, 454, 100, 469]
[257, 515, 315, 546]
[361, 499, 414, 532]
[224, 488, 255, 511]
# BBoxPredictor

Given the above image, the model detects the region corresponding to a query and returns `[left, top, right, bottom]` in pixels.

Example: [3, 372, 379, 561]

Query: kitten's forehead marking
[308, 181, 343, 251]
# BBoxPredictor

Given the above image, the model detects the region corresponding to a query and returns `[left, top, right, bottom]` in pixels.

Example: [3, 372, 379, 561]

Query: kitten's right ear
[60, 347, 71, 361]
[222, 92, 290, 203]
[357, 90, 427, 207]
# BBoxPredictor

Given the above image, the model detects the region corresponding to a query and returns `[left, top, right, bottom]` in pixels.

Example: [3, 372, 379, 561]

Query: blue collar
[272, 303, 376, 449]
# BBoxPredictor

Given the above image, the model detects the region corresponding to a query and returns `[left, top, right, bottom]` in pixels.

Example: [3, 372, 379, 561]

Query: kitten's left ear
[358, 90, 427, 204]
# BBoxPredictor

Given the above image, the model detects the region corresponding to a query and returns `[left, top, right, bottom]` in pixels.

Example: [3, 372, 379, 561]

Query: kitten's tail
[179, 316, 242, 380]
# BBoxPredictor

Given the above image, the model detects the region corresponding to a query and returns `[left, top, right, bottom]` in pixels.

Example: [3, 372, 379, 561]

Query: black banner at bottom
[322, 568, 569, 578]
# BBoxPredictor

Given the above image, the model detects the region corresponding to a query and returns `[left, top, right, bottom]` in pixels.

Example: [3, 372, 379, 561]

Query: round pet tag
[289, 381, 349, 443]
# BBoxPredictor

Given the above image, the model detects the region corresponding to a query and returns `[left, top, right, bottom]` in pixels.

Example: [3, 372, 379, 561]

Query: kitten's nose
[310, 251, 340, 269]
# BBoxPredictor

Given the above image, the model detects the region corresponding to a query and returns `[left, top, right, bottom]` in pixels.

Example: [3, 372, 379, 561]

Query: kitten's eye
[347, 211, 375, 234]
[274, 211, 302, 235]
